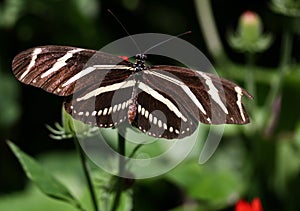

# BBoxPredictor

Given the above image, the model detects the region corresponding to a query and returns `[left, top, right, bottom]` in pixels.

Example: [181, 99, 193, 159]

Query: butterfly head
[134, 54, 147, 72]
[135, 53, 147, 60]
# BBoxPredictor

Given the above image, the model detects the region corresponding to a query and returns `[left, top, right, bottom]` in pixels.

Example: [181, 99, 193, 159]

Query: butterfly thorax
[133, 54, 148, 72]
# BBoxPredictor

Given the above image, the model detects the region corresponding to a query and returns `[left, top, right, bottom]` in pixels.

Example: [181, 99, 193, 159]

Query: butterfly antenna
[107, 9, 141, 53]
[143, 31, 192, 54]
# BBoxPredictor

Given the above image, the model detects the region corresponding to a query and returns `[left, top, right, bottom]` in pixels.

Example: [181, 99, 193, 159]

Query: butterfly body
[12, 45, 252, 139]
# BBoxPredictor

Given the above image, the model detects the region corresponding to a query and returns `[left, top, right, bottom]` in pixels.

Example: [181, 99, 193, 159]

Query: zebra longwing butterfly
[12, 45, 252, 139]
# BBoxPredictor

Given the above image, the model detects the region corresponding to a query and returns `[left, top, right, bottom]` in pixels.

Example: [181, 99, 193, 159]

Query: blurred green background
[1, 0, 300, 210]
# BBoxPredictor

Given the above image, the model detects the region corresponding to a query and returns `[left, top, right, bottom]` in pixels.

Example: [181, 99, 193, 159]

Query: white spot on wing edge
[103, 108, 108, 115]
[113, 104, 118, 113]
[145, 110, 149, 118]
[108, 107, 112, 115]
[141, 107, 145, 116]
[122, 102, 127, 110]
[158, 119, 162, 128]
[138, 104, 142, 113]
[149, 113, 153, 122]
[234, 86, 246, 122]
[20, 48, 43, 80]
[153, 116, 157, 125]
[117, 103, 122, 111]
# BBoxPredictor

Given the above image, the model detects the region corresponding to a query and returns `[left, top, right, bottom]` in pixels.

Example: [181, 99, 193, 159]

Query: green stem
[245, 53, 256, 101]
[111, 132, 126, 211]
[279, 31, 292, 70]
[245, 53, 257, 117]
[242, 53, 257, 133]
[265, 31, 292, 115]
[194, 0, 228, 64]
[118, 134, 126, 174]
[128, 144, 143, 159]
[263, 31, 292, 133]
[74, 137, 99, 211]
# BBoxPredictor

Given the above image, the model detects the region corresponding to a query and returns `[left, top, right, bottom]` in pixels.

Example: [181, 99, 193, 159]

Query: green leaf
[92, 169, 133, 211]
[166, 139, 248, 210]
[0, 0, 24, 28]
[0, 73, 21, 128]
[7, 141, 85, 211]
[273, 123, 300, 195]
[99, 189, 132, 211]
[0, 184, 80, 211]
[270, 0, 300, 17]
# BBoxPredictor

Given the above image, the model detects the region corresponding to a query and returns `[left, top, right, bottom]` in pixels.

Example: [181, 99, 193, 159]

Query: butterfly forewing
[12, 45, 132, 96]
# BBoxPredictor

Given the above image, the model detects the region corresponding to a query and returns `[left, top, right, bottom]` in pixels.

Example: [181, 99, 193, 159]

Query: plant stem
[279, 31, 292, 70]
[118, 133, 126, 174]
[128, 144, 143, 159]
[264, 31, 292, 134]
[245, 54, 255, 97]
[111, 132, 126, 211]
[74, 136, 99, 211]
[245, 53, 257, 110]
[194, 0, 228, 64]
[265, 32, 292, 112]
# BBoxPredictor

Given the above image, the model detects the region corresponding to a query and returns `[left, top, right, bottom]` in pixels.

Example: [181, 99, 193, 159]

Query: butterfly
[12, 45, 252, 139]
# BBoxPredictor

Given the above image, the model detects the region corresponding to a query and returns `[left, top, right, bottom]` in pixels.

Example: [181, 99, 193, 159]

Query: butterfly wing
[12, 45, 134, 128]
[12, 45, 132, 96]
[132, 70, 199, 139]
[147, 65, 252, 125]
[64, 75, 136, 128]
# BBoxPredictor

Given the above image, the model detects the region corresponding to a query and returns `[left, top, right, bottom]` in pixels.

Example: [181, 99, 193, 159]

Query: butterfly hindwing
[133, 70, 199, 139]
